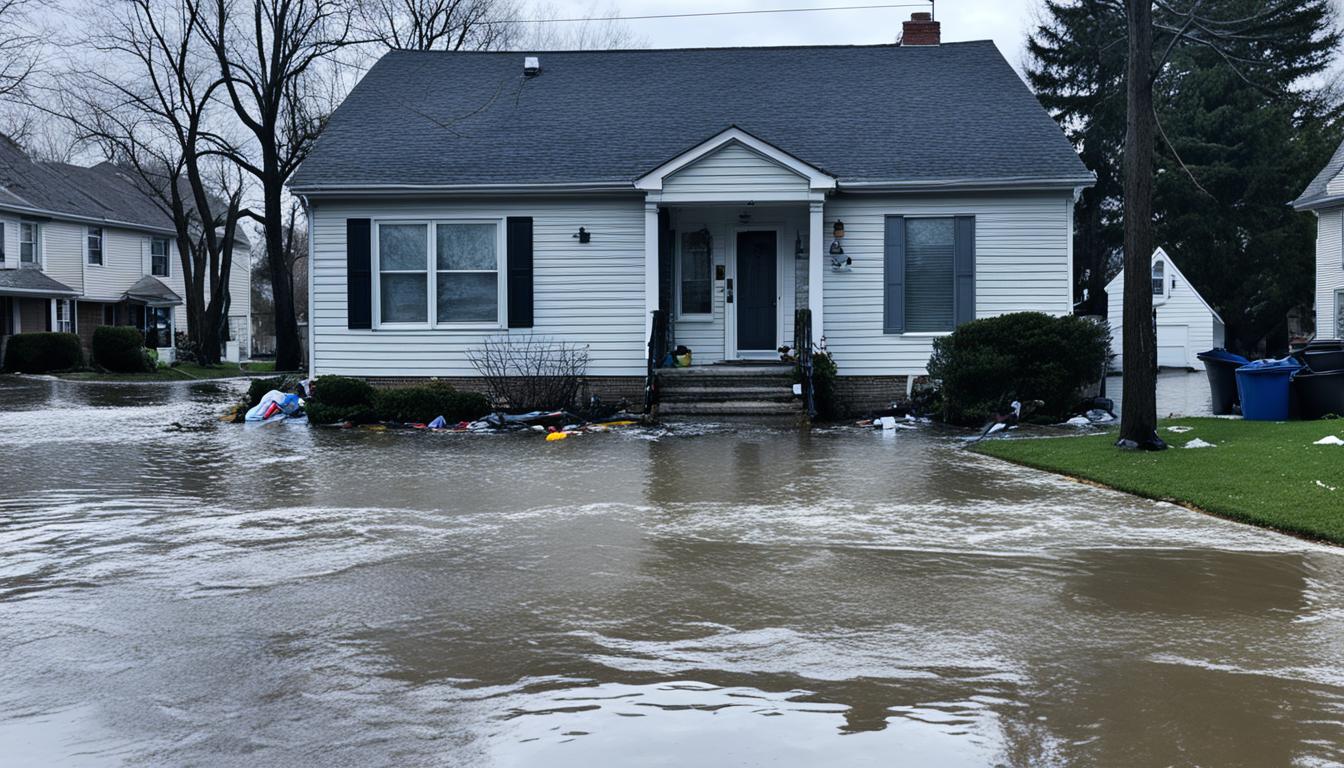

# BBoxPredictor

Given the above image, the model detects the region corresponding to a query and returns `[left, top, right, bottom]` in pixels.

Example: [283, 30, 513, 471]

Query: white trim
[85, 226, 104, 267]
[150, 237, 172, 278]
[371, 217, 508, 331]
[644, 202, 659, 346]
[808, 201, 824, 344]
[0, 286, 78, 297]
[0, 202, 176, 236]
[305, 196, 315, 373]
[635, 127, 837, 193]
[725, 224, 786, 359]
[18, 220, 39, 267]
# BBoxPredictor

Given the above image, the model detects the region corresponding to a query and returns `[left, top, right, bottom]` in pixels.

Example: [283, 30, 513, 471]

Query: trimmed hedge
[311, 375, 376, 408]
[93, 326, 152, 372]
[927, 312, 1109, 426]
[3, 332, 83, 373]
[374, 381, 491, 423]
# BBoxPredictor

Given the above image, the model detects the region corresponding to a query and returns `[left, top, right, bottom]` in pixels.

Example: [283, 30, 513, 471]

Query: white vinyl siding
[823, 192, 1073, 376]
[1314, 209, 1344, 340]
[82, 227, 153, 301]
[661, 144, 811, 202]
[310, 197, 647, 377]
[38, 222, 82, 292]
[1106, 250, 1222, 370]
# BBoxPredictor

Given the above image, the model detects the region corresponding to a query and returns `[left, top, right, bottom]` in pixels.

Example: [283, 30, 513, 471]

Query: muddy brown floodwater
[1, 376, 1342, 767]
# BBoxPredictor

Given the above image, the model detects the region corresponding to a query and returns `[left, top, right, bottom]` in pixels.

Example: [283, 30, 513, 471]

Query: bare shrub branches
[466, 335, 590, 412]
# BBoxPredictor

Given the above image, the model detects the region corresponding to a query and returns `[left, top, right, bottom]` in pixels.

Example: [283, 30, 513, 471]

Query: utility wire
[488, 3, 934, 25]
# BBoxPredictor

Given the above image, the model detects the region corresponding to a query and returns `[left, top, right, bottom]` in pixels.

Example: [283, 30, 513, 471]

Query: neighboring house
[0, 137, 251, 363]
[1293, 140, 1344, 340]
[289, 15, 1093, 407]
[1106, 247, 1224, 371]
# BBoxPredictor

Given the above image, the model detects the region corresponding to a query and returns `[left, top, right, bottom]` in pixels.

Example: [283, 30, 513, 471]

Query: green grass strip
[973, 417, 1344, 545]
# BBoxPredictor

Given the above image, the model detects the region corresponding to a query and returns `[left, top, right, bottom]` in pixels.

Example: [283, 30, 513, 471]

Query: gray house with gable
[290, 14, 1092, 411]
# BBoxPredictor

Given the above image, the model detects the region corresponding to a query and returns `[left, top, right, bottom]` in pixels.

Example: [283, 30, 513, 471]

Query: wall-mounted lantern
[795, 231, 806, 260]
[573, 227, 590, 244]
[829, 220, 851, 271]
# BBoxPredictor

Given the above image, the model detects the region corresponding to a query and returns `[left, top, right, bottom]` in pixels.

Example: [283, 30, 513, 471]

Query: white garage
[1107, 248, 1225, 371]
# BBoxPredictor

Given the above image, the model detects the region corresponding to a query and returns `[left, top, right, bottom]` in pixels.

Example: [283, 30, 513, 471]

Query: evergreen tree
[1028, 0, 1342, 353]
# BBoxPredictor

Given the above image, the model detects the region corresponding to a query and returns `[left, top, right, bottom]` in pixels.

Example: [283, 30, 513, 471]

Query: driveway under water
[1, 376, 1341, 767]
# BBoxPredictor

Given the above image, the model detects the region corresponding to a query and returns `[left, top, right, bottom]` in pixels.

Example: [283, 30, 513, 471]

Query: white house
[1106, 248, 1224, 371]
[288, 15, 1094, 411]
[0, 137, 251, 361]
[1293, 140, 1344, 339]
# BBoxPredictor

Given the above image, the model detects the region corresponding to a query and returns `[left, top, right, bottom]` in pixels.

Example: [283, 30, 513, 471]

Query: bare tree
[1116, 0, 1324, 449]
[58, 0, 245, 365]
[355, 0, 519, 50]
[0, 0, 43, 98]
[517, 2, 644, 50]
[196, 0, 350, 373]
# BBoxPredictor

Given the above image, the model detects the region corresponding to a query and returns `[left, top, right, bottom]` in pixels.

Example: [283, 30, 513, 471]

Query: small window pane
[437, 273, 497, 323]
[905, 218, 955, 332]
[379, 224, 428, 271]
[1151, 262, 1165, 296]
[680, 231, 712, 315]
[380, 273, 428, 323]
[152, 239, 170, 277]
[88, 228, 103, 265]
[436, 223, 496, 270]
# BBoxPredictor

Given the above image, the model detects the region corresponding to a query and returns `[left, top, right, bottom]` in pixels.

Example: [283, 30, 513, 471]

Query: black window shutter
[346, 219, 372, 329]
[883, 215, 906, 334]
[953, 216, 976, 327]
[507, 217, 534, 328]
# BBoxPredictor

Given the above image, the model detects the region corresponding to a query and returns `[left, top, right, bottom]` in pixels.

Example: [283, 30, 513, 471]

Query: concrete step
[658, 364, 794, 377]
[659, 386, 796, 402]
[657, 399, 805, 416]
[659, 376, 795, 389]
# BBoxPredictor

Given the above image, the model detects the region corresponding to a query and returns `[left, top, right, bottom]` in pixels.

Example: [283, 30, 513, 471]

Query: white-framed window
[1151, 261, 1166, 297]
[0, 222, 6, 263]
[19, 221, 38, 264]
[904, 217, 957, 333]
[86, 227, 103, 266]
[677, 229, 714, 319]
[1336, 289, 1344, 339]
[55, 299, 73, 333]
[151, 238, 170, 277]
[373, 219, 505, 328]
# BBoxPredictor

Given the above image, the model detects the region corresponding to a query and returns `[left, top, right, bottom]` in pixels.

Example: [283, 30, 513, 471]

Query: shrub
[305, 401, 376, 426]
[92, 326, 152, 372]
[310, 375, 376, 408]
[374, 381, 491, 423]
[2, 332, 83, 373]
[927, 312, 1110, 426]
[466, 335, 590, 411]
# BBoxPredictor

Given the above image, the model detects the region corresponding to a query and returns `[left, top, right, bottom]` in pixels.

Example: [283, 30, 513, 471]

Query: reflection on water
[1, 376, 1341, 767]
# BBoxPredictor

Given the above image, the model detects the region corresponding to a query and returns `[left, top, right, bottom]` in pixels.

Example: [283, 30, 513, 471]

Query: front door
[735, 231, 777, 352]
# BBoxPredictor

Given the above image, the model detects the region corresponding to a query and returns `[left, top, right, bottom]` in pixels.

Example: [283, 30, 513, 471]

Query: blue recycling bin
[1235, 358, 1301, 421]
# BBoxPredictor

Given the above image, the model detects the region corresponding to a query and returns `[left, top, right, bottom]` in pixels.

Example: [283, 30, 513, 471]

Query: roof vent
[523, 56, 540, 76]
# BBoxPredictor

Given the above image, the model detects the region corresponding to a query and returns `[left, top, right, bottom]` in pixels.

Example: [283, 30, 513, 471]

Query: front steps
[654, 363, 805, 423]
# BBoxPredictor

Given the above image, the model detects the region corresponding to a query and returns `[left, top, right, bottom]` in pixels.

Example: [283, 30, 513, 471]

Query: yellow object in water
[594, 420, 638, 428]
[545, 431, 569, 441]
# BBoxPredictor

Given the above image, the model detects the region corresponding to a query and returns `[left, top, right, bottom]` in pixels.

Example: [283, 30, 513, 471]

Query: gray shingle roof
[1293, 137, 1344, 210]
[0, 137, 175, 231]
[123, 275, 183, 307]
[290, 42, 1092, 190]
[0, 266, 79, 297]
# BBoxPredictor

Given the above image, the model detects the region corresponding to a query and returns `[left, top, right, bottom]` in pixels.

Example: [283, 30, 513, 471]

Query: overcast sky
[533, 1, 1042, 75]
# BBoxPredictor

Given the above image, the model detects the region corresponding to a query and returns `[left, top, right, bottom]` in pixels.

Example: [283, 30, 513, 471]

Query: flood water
[1, 376, 1342, 767]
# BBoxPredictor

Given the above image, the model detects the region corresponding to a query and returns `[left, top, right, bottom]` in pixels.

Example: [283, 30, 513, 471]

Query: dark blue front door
[736, 231, 777, 352]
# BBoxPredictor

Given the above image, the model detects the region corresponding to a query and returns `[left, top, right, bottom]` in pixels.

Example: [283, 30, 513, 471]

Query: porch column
[644, 200, 660, 346]
[808, 200, 824, 344]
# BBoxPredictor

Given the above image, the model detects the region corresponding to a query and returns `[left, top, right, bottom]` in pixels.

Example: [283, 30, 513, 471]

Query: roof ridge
[383, 40, 994, 56]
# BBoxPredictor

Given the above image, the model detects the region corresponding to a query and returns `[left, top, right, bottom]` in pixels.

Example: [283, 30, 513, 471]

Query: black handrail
[644, 309, 670, 413]
[794, 308, 816, 420]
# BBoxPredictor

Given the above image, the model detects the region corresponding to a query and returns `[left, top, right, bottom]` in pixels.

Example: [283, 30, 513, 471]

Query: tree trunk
[1118, 0, 1163, 449]
[264, 154, 302, 372]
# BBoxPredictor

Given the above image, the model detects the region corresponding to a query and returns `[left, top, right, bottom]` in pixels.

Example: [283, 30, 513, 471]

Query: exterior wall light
[574, 227, 590, 244]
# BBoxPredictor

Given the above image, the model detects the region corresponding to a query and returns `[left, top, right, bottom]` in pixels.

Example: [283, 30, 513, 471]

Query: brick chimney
[901, 12, 941, 46]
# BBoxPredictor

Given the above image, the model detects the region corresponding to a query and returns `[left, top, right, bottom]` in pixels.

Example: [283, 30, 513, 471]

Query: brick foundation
[832, 375, 933, 416]
[362, 375, 646, 408]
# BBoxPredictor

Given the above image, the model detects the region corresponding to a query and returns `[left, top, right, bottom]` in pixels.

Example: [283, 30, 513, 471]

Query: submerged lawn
[57, 363, 255, 382]
[973, 418, 1344, 545]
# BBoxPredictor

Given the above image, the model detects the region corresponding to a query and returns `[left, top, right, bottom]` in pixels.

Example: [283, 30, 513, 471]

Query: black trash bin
[1294, 368, 1344, 420]
[1197, 348, 1250, 415]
